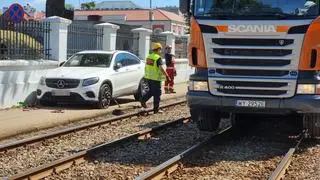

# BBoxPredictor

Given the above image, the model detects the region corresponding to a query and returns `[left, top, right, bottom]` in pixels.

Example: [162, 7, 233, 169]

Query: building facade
[74, 9, 187, 35]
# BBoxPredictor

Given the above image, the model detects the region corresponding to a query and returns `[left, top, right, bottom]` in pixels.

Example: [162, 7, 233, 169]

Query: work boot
[170, 89, 176, 93]
[154, 109, 164, 114]
[140, 101, 148, 108]
[164, 87, 170, 94]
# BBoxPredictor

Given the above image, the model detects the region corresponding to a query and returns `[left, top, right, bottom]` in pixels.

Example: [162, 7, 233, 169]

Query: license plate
[236, 100, 266, 108]
[52, 90, 70, 96]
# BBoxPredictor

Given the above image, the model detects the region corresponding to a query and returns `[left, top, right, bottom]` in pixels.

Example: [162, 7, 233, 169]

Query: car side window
[114, 53, 127, 67]
[126, 53, 140, 66]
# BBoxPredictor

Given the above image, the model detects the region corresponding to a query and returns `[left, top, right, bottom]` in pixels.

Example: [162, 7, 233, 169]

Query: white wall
[174, 58, 194, 84]
[0, 60, 58, 108]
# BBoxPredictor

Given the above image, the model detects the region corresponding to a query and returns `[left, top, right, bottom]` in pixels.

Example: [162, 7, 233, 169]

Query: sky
[2, 0, 179, 11]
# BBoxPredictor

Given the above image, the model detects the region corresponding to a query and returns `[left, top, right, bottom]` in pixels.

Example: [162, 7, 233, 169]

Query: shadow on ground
[85, 115, 317, 170]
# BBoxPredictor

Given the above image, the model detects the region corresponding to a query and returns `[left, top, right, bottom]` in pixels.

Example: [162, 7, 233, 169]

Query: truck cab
[181, 0, 320, 138]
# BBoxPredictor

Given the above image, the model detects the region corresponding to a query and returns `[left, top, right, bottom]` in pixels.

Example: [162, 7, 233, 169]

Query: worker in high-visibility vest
[140, 42, 170, 114]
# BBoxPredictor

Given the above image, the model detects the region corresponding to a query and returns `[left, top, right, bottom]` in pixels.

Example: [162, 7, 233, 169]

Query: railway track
[135, 127, 232, 180]
[0, 100, 186, 152]
[5, 116, 191, 180]
[134, 117, 306, 180]
[268, 130, 307, 180]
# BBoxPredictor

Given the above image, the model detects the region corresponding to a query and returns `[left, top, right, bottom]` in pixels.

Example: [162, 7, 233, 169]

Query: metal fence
[116, 31, 139, 56]
[150, 34, 167, 57]
[175, 36, 188, 58]
[67, 22, 103, 58]
[0, 18, 51, 60]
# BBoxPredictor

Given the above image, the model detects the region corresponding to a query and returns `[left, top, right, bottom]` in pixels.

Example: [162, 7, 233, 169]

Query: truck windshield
[194, 0, 319, 19]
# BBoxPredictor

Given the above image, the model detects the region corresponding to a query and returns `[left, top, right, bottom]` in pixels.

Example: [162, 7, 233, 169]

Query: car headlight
[188, 81, 208, 91]
[297, 84, 318, 94]
[39, 77, 46, 86]
[83, 77, 100, 87]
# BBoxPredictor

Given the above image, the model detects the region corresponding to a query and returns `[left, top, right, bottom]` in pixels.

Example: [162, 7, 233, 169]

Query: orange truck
[180, 0, 320, 138]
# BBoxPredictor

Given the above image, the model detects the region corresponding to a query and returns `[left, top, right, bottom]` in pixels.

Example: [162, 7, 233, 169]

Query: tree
[46, 0, 65, 17]
[81, 2, 96, 10]
[65, 3, 74, 10]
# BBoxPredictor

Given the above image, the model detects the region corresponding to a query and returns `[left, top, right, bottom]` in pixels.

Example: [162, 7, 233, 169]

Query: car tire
[191, 108, 221, 132]
[96, 83, 112, 109]
[303, 113, 320, 139]
[134, 79, 149, 101]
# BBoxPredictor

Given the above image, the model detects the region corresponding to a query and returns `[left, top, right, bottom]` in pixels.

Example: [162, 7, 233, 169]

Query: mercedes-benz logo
[56, 80, 65, 89]
[279, 40, 285, 46]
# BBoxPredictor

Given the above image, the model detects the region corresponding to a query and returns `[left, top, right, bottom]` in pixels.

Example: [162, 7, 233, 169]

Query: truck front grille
[216, 81, 288, 88]
[214, 58, 291, 67]
[217, 89, 287, 96]
[213, 49, 292, 57]
[205, 34, 300, 98]
[216, 69, 289, 77]
[212, 38, 294, 46]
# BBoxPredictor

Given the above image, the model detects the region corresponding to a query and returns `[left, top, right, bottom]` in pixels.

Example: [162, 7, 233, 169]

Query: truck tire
[191, 109, 221, 132]
[303, 114, 320, 139]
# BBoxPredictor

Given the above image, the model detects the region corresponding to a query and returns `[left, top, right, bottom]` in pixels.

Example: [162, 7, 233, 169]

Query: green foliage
[81, 2, 96, 10]
[65, 3, 74, 10]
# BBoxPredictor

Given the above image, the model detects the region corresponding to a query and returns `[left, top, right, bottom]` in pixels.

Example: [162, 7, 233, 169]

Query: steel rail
[0, 100, 186, 152]
[135, 127, 232, 180]
[268, 130, 307, 180]
[6, 116, 191, 180]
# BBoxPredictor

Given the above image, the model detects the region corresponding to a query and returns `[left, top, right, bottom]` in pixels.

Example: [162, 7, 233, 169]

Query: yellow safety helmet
[152, 42, 162, 50]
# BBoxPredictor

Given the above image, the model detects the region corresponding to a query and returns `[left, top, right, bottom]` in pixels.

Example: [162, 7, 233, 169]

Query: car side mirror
[114, 62, 122, 70]
[59, 61, 66, 67]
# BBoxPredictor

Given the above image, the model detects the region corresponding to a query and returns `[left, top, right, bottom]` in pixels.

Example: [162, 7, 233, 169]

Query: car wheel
[134, 79, 149, 101]
[97, 83, 112, 109]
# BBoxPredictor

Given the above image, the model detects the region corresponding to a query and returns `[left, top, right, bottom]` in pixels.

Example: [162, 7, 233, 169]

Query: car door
[124, 53, 143, 93]
[111, 53, 130, 97]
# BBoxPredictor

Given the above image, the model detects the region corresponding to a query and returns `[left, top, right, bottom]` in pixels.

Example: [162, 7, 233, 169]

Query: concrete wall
[174, 59, 194, 84]
[0, 60, 58, 109]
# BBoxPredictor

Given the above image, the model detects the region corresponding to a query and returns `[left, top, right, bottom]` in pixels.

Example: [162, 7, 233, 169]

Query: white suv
[37, 50, 147, 109]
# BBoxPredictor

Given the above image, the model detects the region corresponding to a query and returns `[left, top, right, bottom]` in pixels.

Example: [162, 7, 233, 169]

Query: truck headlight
[297, 84, 316, 94]
[83, 77, 99, 87]
[188, 81, 208, 91]
[39, 77, 46, 86]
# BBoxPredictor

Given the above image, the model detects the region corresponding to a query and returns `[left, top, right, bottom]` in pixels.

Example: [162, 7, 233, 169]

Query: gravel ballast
[285, 143, 320, 180]
[46, 122, 209, 179]
[168, 117, 318, 180]
[0, 104, 189, 177]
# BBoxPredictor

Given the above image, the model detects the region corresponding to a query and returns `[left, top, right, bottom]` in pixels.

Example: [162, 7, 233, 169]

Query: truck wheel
[303, 114, 320, 139]
[191, 109, 221, 132]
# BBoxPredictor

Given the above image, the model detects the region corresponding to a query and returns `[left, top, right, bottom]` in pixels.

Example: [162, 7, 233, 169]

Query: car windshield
[64, 53, 112, 67]
[194, 0, 320, 19]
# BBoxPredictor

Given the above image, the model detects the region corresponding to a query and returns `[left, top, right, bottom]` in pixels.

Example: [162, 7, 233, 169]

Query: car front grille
[46, 79, 80, 89]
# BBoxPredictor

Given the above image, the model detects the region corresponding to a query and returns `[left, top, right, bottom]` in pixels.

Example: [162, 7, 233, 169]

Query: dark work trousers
[141, 78, 162, 111]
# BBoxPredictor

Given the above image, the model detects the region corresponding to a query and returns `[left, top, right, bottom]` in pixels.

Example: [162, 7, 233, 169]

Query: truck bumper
[187, 91, 320, 114]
